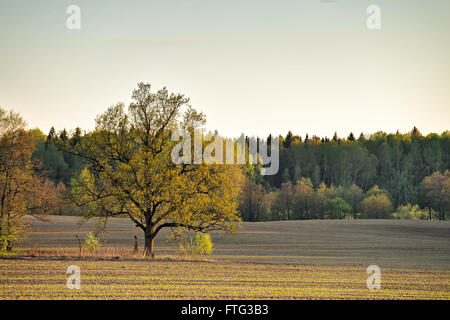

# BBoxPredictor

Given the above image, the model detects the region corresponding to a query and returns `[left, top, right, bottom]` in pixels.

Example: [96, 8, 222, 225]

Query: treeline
[239, 128, 450, 221]
[31, 127, 450, 221]
[3, 106, 450, 230]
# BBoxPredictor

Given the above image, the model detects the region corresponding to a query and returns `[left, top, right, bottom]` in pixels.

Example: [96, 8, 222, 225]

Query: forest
[240, 129, 450, 221]
[31, 123, 450, 222]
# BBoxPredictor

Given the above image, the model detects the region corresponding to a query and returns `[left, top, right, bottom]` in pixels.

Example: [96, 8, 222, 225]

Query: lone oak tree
[49, 83, 242, 257]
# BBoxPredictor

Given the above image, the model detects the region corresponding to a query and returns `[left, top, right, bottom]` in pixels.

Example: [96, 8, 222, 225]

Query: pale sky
[0, 0, 449, 139]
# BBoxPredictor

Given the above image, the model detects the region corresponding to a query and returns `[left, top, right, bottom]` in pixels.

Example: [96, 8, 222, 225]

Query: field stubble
[1, 259, 449, 299]
[0, 216, 449, 299]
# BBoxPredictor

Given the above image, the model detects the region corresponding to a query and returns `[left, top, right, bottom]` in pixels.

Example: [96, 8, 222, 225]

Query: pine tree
[333, 132, 339, 142]
[358, 132, 366, 142]
[283, 131, 294, 148]
[347, 132, 355, 141]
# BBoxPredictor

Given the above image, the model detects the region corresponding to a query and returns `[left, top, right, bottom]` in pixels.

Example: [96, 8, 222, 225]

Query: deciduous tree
[49, 84, 242, 257]
[0, 108, 56, 250]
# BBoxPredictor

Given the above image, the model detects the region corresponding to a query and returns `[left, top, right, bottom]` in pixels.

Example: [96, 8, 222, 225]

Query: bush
[392, 204, 430, 220]
[0, 222, 29, 251]
[179, 232, 213, 256]
[325, 197, 352, 219]
[85, 232, 102, 252]
[360, 193, 393, 218]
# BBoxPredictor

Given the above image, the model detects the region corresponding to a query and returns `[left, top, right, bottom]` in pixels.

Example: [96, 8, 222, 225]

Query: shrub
[325, 197, 352, 219]
[179, 232, 213, 256]
[360, 193, 393, 218]
[85, 232, 102, 252]
[392, 204, 430, 220]
[0, 222, 29, 251]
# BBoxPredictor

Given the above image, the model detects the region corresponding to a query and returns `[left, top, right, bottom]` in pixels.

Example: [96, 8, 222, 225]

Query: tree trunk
[143, 226, 155, 258]
[0, 211, 3, 247]
[144, 236, 154, 258]
[5, 213, 12, 251]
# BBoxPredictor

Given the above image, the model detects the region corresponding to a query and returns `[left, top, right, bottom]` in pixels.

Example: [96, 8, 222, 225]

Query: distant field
[18, 215, 450, 268]
[1, 216, 449, 300]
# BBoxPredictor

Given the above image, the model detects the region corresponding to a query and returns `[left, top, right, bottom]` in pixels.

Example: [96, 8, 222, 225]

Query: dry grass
[23, 247, 212, 262]
[28, 247, 139, 259]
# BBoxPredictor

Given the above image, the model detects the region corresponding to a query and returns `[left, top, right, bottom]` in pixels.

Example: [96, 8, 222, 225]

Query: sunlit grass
[0, 250, 26, 256]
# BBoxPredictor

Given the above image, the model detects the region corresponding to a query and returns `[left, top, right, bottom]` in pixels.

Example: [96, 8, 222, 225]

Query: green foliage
[0, 221, 29, 250]
[366, 185, 387, 197]
[239, 169, 450, 221]
[239, 177, 270, 221]
[292, 178, 314, 219]
[30, 128, 83, 185]
[325, 197, 352, 219]
[360, 192, 393, 219]
[1, 108, 56, 251]
[262, 129, 450, 212]
[418, 170, 450, 220]
[0, 249, 26, 256]
[392, 204, 430, 220]
[239, 178, 404, 221]
[85, 232, 102, 252]
[179, 232, 214, 256]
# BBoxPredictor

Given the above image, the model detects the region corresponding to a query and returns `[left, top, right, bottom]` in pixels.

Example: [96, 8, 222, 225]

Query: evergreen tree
[347, 132, 355, 141]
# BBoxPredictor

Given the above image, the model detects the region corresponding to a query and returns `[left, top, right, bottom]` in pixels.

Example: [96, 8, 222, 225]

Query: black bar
[1, 300, 448, 319]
